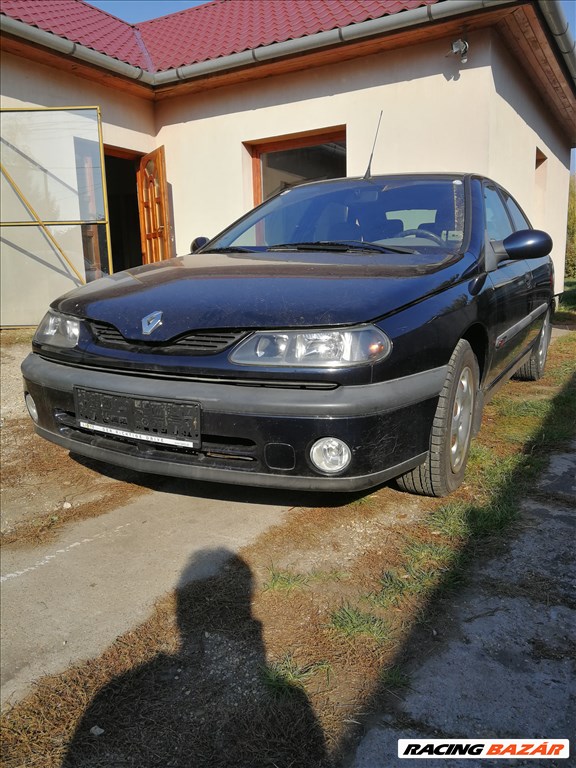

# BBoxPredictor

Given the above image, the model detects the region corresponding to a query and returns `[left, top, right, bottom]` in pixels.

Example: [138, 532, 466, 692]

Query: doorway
[104, 145, 173, 273]
[104, 151, 142, 273]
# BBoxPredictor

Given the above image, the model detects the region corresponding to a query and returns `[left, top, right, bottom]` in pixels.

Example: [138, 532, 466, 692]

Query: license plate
[74, 388, 201, 449]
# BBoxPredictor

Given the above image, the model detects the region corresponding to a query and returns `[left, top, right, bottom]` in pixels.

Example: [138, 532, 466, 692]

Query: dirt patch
[0, 335, 149, 544]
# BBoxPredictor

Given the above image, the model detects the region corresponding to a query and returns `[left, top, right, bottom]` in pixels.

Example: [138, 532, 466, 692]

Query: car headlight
[229, 325, 391, 367]
[34, 310, 81, 348]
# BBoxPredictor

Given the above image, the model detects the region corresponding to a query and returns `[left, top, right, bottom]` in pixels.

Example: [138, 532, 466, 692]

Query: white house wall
[486, 34, 569, 284]
[0, 52, 155, 151]
[155, 31, 570, 292]
[0, 53, 156, 325]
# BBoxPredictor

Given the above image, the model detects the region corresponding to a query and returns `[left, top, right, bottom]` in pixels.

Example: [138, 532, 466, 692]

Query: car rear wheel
[513, 308, 551, 381]
[397, 339, 479, 497]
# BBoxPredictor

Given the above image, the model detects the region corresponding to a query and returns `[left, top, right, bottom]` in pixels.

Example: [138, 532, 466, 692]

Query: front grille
[91, 322, 125, 345]
[39, 354, 339, 390]
[89, 321, 247, 355]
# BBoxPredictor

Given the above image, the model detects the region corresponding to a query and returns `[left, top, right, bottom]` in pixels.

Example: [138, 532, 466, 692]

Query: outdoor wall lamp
[450, 38, 469, 63]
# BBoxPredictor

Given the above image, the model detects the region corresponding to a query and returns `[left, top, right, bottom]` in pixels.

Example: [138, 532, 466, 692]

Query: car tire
[513, 308, 551, 382]
[397, 339, 479, 497]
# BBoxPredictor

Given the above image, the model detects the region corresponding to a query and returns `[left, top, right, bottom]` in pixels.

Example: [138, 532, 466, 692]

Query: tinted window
[212, 177, 466, 254]
[502, 191, 531, 231]
[484, 186, 513, 240]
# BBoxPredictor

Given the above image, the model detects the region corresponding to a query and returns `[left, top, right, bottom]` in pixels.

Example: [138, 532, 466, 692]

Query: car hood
[55, 250, 464, 342]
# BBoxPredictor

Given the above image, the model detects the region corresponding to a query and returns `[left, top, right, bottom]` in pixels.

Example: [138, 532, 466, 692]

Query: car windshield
[208, 176, 466, 257]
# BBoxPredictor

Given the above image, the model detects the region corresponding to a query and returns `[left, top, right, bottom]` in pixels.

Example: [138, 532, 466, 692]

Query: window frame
[245, 127, 346, 207]
[483, 183, 516, 242]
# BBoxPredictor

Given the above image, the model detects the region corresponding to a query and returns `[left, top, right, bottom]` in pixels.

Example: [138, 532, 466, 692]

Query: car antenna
[363, 110, 383, 179]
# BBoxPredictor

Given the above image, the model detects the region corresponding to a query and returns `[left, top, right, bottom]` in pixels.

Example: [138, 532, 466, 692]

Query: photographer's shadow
[63, 549, 330, 768]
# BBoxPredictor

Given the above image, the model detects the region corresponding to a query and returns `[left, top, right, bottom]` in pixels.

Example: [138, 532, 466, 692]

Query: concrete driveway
[1, 481, 292, 708]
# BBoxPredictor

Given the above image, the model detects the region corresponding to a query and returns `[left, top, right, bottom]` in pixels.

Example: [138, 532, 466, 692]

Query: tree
[566, 173, 576, 279]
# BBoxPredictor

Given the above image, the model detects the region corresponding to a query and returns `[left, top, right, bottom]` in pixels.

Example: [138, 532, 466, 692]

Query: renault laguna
[22, 174, 554, 495]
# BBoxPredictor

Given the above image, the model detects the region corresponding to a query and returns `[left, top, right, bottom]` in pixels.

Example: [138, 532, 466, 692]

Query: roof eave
[1, 0, 574, 140]
[1, 1, 520, 85]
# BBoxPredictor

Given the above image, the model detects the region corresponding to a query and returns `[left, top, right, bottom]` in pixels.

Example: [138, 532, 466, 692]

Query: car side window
[501, 191, 531, 231]
[484, 185, 514, 241]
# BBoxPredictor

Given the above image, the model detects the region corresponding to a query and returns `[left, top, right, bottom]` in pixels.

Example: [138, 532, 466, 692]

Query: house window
[247, 128, 346, 205]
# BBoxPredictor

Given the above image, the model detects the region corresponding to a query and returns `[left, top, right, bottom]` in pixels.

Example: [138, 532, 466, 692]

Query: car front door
[483, 183, 532, 385]
[499, 187, 551, 338]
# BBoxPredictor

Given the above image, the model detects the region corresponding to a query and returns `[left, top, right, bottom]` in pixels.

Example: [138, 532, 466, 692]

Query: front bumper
[22, 354, 446, 491]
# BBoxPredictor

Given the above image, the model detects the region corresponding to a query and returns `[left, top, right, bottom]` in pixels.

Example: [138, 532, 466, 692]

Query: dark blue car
[22, 174, 554, 495]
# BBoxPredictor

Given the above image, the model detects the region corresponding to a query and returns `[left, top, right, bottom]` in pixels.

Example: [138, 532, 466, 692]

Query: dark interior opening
[261, 141, 347, 200]
[104, 155, 142, 273]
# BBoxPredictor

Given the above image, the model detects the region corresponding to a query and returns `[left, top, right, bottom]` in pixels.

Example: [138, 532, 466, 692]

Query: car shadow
[62, 548, 332, 768]
[70, 451, 388, 509]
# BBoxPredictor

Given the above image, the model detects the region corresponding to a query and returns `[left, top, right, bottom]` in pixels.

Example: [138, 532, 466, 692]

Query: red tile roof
[138, 0, 440, 71]
[1, 0, 440, 72]
[1, 0, 152, 69]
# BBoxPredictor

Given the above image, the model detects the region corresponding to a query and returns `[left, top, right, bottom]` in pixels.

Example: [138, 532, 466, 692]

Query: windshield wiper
[207, 246, 257, 253]
[267, 240, 416, 254]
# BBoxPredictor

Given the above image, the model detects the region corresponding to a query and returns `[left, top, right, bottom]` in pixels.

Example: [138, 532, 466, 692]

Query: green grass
[555, 278, 576, 326]
[367, 544, 458, 610]
[308, 569, 350, 583]
[367, 571, 409, 608]
[262, 653, 331, 697]
[379, 666, 410, 691]
[402, 565, 444, 594]
[403, 541, 456, 569]
[467, 443, 532, 489]
[426, 494, 522, 541]
[329, 604, 391, 643]
[263, 566, 308, 592]
[494, 397, 553, 419]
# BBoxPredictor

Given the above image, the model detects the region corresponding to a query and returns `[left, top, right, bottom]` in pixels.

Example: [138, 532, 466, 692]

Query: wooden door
[137, 146, 171, 264]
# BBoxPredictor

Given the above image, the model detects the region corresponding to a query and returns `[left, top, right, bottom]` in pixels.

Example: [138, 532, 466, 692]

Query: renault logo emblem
[142, 310, 163, 335]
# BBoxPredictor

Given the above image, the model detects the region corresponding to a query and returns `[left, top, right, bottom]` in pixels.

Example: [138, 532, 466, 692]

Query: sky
[86, 0, 576, 26]
[86, 0, 209, 21]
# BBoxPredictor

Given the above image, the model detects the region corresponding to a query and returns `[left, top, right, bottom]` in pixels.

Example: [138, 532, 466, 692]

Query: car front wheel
[397, 339, 479, 497]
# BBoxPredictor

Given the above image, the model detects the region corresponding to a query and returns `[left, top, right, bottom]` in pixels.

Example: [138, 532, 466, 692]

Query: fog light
[310, 437, 351, 474]
[25, 393, 39, 424]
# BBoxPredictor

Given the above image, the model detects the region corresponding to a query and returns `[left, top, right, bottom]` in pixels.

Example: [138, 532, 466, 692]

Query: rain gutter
[538, 0, 576, 83]
[1, 0, 574, 90]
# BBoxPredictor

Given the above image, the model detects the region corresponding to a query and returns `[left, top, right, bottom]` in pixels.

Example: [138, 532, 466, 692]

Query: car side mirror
[190, 236, 209, 253]
[493, 229, 553, 262]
